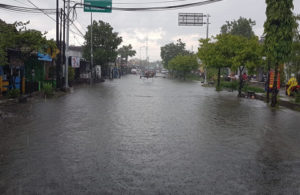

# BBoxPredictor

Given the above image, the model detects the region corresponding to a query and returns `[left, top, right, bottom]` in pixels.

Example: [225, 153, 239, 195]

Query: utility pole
[60, 8, 63, 81]
[63, 0, 66, 70]
[178, 13, 210, 84]
[90, 12, 93, 85]
[146, 37, 149, 70]
[65, 0, 70, 89]
[56, 0, 60, 88]
[204, 14, 210, 84]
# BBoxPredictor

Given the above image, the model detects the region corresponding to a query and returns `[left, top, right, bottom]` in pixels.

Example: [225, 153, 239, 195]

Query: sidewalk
[255, 90, 300, 111]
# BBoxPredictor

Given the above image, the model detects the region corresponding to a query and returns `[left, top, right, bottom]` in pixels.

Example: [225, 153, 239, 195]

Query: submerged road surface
[1, 75, 300, 194]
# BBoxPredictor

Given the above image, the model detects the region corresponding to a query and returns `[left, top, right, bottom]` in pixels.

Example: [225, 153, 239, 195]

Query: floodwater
[1, 75, 300, 194]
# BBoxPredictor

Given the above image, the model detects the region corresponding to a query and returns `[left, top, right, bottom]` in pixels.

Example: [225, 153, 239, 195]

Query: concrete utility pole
[65, 0, 70, 89]
[56, 0, 61, 89]
[204, 14, 210, 84]
[90, 12, 93, 85]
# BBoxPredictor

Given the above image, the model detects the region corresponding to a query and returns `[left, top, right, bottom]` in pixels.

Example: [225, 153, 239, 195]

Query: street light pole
[65, 0, 70, 89]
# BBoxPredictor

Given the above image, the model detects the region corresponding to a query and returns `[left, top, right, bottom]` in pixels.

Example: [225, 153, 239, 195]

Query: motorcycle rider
[287, 73, 298, 96]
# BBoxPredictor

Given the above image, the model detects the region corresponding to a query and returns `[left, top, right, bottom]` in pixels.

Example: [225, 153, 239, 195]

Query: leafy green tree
[230, 36, 262, 96]
[83, 20, 122, 75]
[0, 20, 56, 65]
[160, 39, 191, 69]
[221, 17, 256, 39]
[0, 19, 18, 65]
[286, 15, 300, 80]
[198, 35, 234, 89]
[118, 44, 136, 65]
[264, 0, 297, 107]
[168, 54, 198, 79]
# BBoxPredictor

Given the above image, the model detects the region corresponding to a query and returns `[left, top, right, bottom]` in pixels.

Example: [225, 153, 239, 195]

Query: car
[161, 69, 169, 74]
[131, 68, 137, 74]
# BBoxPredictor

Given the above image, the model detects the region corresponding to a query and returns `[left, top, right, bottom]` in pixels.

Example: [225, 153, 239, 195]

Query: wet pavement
[1, 75, 300, 194]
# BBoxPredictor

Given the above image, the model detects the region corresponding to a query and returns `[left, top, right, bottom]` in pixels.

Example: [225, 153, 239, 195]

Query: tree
[286, 15, 300, 80]
[230, 36, 262, 96]
[0, 20, 56, 65]
[264, 0, 297, 107]
[0, 19, 18, 65]
[118, 44, 136, 65]
[83, 20, 122, 75]
[168, 54, 198, 79]
[160, 39, 191, 69]
[198, 35, 234, 89]
[221, 17, 256, 39]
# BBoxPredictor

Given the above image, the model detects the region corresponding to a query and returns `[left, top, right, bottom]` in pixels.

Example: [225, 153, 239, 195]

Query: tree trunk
[266, 61, 270, 103]
[238, 67, 244, 97]
[271, 64, 279, 107]
[217, 67, 221, 88]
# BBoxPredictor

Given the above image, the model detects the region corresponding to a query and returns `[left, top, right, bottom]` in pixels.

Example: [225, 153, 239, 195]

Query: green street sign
[84, 0, 112, 13]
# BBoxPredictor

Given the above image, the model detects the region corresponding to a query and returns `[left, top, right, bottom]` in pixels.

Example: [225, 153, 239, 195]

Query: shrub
[8, 89, 20, 98]
[43, 83, 54, 97]
[242, 85, 265, 93]
[220, 81, 239, 91]
[68, 67, 75, 83]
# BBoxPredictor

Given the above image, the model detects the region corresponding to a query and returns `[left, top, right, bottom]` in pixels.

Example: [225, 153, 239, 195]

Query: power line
[26, 0, 56, 22]
[12, 0, 31, 7]
[112, 0, 192, 5]
[75, 0, 223, 11]
[1, 0, 222, 13]
[0, 3, 56, 14]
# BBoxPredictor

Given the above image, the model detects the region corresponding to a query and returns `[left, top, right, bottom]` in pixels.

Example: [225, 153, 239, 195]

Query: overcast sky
[1, 0, 300, 61]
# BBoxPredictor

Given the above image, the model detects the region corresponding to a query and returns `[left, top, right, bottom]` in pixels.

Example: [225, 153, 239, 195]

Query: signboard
[178, 13, 203, 26]
[84, 0, 112, 13]
[37, 52, 52, 62]
[269, 70, 280, 89]
[71, 56, 80, 68]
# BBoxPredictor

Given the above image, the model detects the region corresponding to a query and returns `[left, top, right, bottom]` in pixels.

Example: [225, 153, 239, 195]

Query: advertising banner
[71, 56, 80, 68]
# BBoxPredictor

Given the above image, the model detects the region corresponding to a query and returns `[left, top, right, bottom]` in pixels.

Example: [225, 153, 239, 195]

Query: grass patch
[220, 81, 239, 91]
[185, 74, 202, 81]
[242, 85, 265, 93]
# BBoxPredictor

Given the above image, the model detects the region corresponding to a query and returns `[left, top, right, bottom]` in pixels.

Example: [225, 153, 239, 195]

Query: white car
[161, 69, 169, 74]
[131, 69, 137, 74]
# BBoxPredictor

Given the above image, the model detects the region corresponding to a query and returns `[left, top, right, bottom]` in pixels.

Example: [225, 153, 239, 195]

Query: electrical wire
[75, 0, 222, 11]
[113, 0, 192, 5]
[0, 3, 55, 14]
[12, 0, 31, 7]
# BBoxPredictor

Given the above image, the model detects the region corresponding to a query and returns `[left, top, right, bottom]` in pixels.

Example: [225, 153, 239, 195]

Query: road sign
[84, 0, 112, 13]
[178, 13, 203, 26]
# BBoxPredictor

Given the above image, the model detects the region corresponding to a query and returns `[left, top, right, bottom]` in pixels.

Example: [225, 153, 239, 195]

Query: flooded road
[1, 75, 300, 194]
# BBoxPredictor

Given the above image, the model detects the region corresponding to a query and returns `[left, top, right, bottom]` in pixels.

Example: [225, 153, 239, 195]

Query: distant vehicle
[131, 68, 137, 74]
[140, 70, 155, 79]
[161, 69, 169, 74]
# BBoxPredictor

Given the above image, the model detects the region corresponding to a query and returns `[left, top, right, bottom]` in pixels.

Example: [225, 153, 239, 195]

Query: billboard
[178, 13, 203, 26]
[71, 56, 80, 68]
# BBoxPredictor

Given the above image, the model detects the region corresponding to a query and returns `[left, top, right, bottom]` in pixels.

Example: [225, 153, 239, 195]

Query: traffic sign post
[178, 13, 204, 26]
[178, 13, 210, 84]
[84, 0, 112, 13]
